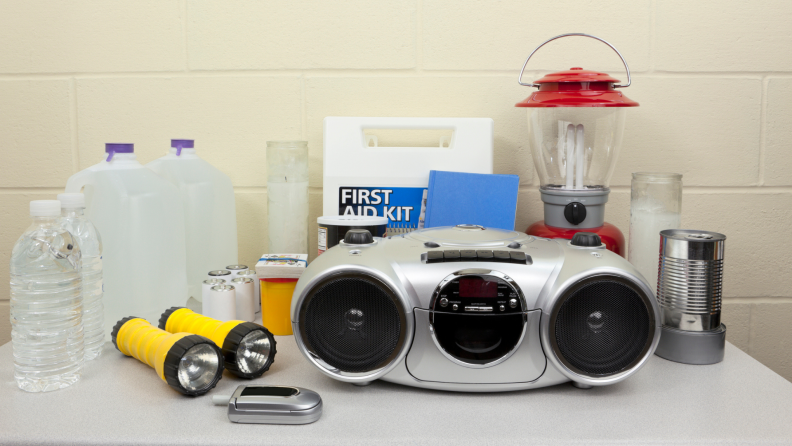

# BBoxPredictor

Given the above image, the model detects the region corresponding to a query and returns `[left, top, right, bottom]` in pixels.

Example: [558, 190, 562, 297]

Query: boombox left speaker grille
[550, 276, 655, 377]
[300, 273, 406, 374]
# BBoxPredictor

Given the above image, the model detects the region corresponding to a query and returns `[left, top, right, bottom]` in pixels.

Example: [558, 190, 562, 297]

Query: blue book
[424, 170, 520, 230]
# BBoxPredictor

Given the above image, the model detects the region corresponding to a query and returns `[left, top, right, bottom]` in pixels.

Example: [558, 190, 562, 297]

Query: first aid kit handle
[324, 117, 493, 152]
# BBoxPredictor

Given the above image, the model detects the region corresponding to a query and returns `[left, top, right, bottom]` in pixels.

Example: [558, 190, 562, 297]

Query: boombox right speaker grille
[299, 274, 406, 374]
[550, 276, 655, 377]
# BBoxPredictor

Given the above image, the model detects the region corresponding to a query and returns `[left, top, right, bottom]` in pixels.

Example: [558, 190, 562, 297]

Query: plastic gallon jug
[147, 139, 238, 304]
[65, 143, 188, 337]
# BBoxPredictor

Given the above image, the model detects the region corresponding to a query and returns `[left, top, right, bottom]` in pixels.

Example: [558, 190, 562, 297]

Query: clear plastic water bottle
[10, 200, 84, 392]
[59, 193, 104, 361]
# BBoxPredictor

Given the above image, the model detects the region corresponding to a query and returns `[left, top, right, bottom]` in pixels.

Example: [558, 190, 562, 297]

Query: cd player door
[406, 309, 545, 384]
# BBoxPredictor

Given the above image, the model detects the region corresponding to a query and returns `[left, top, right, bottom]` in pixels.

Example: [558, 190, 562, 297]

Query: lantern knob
[564, 202, 587, 225]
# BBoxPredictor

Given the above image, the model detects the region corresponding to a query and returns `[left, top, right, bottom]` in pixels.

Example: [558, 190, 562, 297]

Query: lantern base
[526, 221, 625, 257]
[540, 187, 610, 229]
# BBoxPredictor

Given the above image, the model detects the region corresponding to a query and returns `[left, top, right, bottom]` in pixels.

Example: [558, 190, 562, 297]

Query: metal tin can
[658, 229, 725, 332]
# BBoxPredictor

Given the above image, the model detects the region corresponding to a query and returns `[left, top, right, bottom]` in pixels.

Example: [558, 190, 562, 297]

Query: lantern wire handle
[517, 33, 632, 89]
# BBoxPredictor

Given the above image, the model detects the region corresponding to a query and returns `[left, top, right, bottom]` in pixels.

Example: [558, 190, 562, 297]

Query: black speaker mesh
[302, 275, 403, 373]
[553, 278, 652, 377]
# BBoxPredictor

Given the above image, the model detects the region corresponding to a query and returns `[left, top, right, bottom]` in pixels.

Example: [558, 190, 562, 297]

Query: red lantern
[516, 33, 639, 256]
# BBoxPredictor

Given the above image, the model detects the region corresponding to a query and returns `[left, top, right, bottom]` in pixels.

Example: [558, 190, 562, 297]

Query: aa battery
[202, 278, 226, 314]
[202, 271, 232, 302]
[231, 277, 256, 322]
[226, 264, 249, 281]
[206, 284, 236, 322]
[237, 270, 261, 313]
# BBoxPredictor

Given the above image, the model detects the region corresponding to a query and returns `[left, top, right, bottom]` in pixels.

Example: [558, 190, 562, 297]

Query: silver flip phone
[214, 385, 323, 424]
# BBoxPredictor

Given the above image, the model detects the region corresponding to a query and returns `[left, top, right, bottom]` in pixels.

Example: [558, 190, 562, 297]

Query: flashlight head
[111, 316, 225, 396]
[223, 322, 277, 379]
[158, 307, 277, 379]
[165, 335, 224, 395]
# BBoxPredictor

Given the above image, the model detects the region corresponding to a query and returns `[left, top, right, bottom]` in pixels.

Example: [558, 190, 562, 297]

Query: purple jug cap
[171, 139, 194, 156]
[105, 143, 134, 162]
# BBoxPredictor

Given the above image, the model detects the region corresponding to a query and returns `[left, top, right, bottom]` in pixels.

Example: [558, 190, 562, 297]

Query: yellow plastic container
[261, 278, 298, 335]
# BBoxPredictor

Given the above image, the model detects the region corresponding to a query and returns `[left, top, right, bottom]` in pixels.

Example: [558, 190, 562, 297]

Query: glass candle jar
[628, 172, 682, 294]
[267, 141, 309, 254]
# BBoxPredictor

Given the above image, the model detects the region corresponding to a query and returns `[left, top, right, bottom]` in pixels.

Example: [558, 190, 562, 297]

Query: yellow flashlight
[158, 307, 277, 379]
[111, 317, 224, 396]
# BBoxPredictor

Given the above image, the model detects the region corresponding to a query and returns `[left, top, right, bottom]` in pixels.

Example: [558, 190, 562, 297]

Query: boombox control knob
[571, 232, 602, 247]
[344, 229, 374, 245]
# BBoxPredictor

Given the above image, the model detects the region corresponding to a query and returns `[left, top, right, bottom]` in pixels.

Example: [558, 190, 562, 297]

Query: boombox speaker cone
[550, 275, 655, 377]
[299, 273, 407, 374]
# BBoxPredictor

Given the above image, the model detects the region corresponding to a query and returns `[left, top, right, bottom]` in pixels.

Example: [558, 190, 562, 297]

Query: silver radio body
[291, 225, 660, 392]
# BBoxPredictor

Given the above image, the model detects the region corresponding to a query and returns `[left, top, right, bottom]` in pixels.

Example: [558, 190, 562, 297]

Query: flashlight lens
[236, 330, 273, 374]
[178, 344, 220, 392]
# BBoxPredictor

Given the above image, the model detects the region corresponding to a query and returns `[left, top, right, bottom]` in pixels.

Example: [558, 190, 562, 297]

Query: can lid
[317, 215, 388, 225]
[660, 229, 726, 261]
[231, 277, 254, 283]
[661, 229, 726, 242]
[226, 265, 249, 271]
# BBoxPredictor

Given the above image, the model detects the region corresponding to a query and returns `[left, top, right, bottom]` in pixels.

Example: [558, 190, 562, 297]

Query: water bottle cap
[57, 193, 85, 209]
[171, 139, 194, 156]
[30, 200, 61, 217]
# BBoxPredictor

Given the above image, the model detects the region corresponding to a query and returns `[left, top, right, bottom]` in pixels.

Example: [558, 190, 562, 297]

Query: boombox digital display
[291, 225, 661, 392]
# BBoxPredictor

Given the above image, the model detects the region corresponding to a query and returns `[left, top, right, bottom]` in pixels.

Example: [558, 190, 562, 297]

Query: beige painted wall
[1, 1, 791, 381]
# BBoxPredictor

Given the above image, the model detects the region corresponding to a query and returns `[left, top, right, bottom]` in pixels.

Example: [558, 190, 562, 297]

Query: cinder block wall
[1, 1, 790, 381]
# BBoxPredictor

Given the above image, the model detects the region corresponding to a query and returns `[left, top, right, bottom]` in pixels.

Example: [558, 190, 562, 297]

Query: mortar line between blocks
[182, 0, 189, 72]
[69, 78, 79, 174]
[300, 74, 307, 140]
[415, 0, 423, 73]
[649, 0, 656, 73]
[759, 76, 768, 186]
[0, 187, 66, 195]
[747, 302, 756, 355]
[2, 71, 792, 80]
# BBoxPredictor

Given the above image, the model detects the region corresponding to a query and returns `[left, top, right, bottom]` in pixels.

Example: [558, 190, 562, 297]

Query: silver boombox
[291, 225, 660, 392]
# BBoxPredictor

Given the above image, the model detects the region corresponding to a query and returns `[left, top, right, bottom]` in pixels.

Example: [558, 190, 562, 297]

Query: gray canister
[654, 229, 727, 364]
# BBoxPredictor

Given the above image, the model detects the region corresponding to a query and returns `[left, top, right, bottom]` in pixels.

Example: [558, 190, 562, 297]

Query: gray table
[1, 339, 791, 445]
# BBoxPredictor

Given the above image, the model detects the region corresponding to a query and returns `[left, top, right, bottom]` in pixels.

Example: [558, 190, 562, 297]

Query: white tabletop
[0, 338, 791, 445]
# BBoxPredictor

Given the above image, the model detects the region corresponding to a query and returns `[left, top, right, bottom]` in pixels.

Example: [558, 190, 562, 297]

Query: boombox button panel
[426, 250, 532, 265]
[464, 306, 493, 312]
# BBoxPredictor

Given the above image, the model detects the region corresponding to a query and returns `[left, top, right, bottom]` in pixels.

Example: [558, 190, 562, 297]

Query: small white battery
[231, 277, 256, 322]
[226, 264, 249, 281]
[206, 284, 237, 321]
[238, 270, 261, 313]
[204, 270, 233, 303]
[202, 278, 226, 315]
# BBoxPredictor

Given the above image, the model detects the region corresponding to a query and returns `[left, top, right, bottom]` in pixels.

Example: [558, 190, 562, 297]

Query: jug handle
[64, 169, 97, 209]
